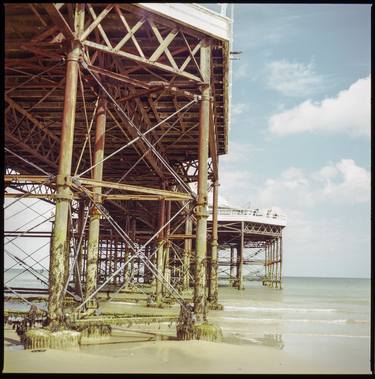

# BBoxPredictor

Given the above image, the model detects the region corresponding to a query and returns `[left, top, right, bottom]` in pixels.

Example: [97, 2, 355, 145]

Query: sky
[207, 3, 371, 278]
[4, 4, 371, 280]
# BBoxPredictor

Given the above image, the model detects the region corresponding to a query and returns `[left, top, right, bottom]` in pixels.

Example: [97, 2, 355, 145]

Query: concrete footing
[177, 321, 223, 342]
[76, 322, 112, 339]
[207, 302, 224, 311]
[23, 329, 81, 351]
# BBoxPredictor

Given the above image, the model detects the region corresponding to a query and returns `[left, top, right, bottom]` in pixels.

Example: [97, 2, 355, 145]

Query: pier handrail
[209, 206, 287, 222]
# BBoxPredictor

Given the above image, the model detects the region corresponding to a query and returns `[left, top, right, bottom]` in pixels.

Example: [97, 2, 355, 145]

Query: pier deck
[208, 206, 286, 289]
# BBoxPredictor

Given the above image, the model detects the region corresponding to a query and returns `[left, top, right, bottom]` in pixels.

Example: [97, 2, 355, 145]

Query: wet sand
[3, 280, 371, 374]
[3, 322, 370, 374]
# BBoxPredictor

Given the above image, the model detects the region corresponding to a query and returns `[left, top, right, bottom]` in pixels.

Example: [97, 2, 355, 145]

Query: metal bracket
[54, 192, 73, 201]
[194, 204, 209, 218]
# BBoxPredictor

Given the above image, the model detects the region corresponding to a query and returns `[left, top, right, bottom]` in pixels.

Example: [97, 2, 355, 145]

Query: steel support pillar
[64, 215, 72, 290]
[193, 39, 211, 321]
[151, 242, 157, 292]
[230, 245, 236, 285]
[163, 240, 171, 294]
[236, 222, 244, 290]
[155, 195, 166, 303]
[271, 240, 276, 288]
[130, 217, 136, 282]
[85, 95, 107, 309]
[263, 242, 268, 287]
[47, 5, 84, 322]
[279, 236, 283, 289]
[183, 214, 192, 290]
[74, 200, 85, 295]
[113, 235, 118, 285]
[163, 200, 171, 295]
[123, 215, 130, 288]
[208, 180, 219, 304]
[275, 237, 279, 289]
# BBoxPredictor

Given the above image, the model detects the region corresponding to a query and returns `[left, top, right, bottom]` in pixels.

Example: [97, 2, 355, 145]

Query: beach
[3, 277, 371, 374]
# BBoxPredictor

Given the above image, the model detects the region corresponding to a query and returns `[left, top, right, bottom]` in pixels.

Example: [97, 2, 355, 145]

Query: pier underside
[208, 220, 284, 290]
[4, 3, 284, 341]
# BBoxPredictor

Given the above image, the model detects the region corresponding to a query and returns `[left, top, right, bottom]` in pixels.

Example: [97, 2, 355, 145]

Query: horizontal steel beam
[77, 178, 192, 200]
[4, 175, 192, 200]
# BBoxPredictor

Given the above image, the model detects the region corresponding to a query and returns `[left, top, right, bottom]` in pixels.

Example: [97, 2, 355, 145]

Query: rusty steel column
[268, 242, 270, 286]
[113, 235, 118, 285]
[268, 240, 273, 287]
[271, 239, 275, 288]
[64, 215, 72, 290]
[279, 236, 283, 289]
[236, 221, 244, 290]
[208, 180, 219, 304]
[183, 214, 192, 290]
[130, 217, 136, 283]
[155, 195, 166, 303]
[47, 5, 84, 322]
[163, 200, 171, 295]
[269, 240, 273, 287]
[230, 245, 235, 285]
[151, 242, 157, 292]
[275, 237, 279, 289]
[194, 39, 211, 321]
[74, 200, 85, 295]
[123, 215, 130, 288]
[263, 242, 268, 287]
[85, 95, 107, 308]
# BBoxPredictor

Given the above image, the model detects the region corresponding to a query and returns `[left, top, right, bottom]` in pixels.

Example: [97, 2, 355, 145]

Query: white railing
[210, 207, 287, 223]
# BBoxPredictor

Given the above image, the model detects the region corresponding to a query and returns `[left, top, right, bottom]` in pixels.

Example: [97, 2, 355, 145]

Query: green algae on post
[75, 322, 112, 338]
[23, 329, 81, 351]
[208, 302, 224, 311]
[191, 322, 223, 342]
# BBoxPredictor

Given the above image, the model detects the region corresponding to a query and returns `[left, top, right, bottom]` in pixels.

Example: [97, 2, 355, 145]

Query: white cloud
[268, 75, 371, 137]
[216, 152, 370, 277]
[319, 159, 371, 203]
[281, 209, 370, 278]
[250, 161, 370, 277]
[265, 59, 322, 97]
[254, 159, 370, 212]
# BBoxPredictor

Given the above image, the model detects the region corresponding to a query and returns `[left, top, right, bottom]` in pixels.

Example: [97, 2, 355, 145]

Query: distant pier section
[208, 206, 287, 289]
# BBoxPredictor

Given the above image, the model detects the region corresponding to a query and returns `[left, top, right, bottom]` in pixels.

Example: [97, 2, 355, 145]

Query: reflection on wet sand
[223, 333, 284, 349]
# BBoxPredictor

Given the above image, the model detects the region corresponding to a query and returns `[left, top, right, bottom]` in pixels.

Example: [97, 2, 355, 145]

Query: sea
[211, 277, 372, 373]
[3, 270, 372, 373]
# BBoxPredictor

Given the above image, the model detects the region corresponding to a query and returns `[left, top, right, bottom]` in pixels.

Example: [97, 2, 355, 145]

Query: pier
[4, 3, 285, 345]
[208, 206, 287, 290]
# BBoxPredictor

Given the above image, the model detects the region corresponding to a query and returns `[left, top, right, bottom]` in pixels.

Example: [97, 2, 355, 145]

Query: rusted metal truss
[4, 3, 237, 318]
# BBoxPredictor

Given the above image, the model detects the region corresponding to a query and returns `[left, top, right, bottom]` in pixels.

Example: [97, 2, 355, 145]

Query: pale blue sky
[208, 4, 371, 278]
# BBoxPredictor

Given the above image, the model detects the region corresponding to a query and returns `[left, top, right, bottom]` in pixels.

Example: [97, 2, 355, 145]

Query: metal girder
[77, 178, 191, 200]
[5, 96, 88, 173]
[43, 4, 75, 40]
[209, 100, 218, 180]
[83, 40, 203, 83]
[109, 106, 165, 179]
[4, 175, 191, 201]
[5, 95, 60, 143]
[80, 5, 204, 84]
[5, 131, 58, 170]
[86, 63, 150, 90]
